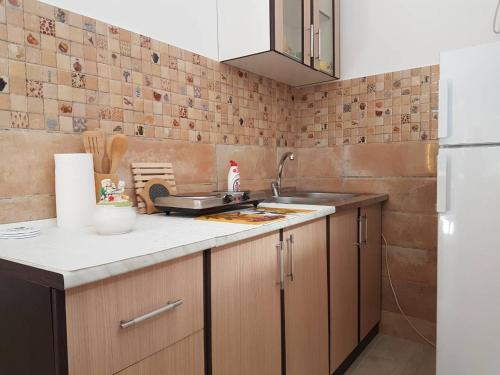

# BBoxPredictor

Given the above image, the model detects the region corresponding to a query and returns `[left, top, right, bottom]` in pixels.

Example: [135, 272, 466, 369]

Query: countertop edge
[61, 206, 336, 289]
[1, 194, 388, 290]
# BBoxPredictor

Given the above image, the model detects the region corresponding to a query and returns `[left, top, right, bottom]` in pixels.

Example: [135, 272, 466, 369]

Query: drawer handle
[120, 299, 183, 329]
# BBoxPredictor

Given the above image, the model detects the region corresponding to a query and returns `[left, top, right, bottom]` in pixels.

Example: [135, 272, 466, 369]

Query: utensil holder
[94, 172, 119, 202]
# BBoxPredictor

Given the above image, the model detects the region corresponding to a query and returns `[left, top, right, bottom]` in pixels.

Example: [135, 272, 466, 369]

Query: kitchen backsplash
[0, 0, 296, 147]
[294, 65, 439, 147]
[0, 0, 438, 148]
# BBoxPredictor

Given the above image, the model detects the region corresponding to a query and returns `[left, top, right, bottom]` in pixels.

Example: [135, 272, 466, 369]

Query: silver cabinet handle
[317, 29, 321, 60]
[310, 24, 314, 59]
[358, 215, 363, 246]
[359, 214, 367, 246]
[277, 242, 285, 290]
[364, 215, 368, 245]
[286, 235, 295, 281]
[120, 299, 183, 329]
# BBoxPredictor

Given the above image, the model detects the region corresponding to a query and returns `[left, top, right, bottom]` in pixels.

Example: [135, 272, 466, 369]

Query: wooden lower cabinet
[283, 219, 329, 375]
[360, 204, 382, 340]
[329, 209, 359, 373]
[329, 203, 383, 373]
[117, 330, 204, 375]
[211, 231, 282, 375]
[65, 253, 204, 375]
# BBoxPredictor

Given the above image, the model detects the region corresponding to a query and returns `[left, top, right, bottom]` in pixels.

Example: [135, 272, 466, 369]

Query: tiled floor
[345, 334, 436, 375]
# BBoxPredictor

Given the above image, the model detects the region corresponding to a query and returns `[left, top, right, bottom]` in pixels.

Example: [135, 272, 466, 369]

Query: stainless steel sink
[264, 192, 360, 205]
[286, 192, 358, 200]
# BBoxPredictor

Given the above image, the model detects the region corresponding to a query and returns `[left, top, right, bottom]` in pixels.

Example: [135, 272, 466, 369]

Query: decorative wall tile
[7, 0, 22, 10]
[54, 8, 67, 23]
[72, 116, 86, 132]
[57, 40, 69, 53]
[46, 115, 59, 130]
[26, 79, 43, 97]
[71, 72, 85, 88]
[26, 32, 39, 46]
[39, 16, 55, 36]
[119, 40, 131, 57]
[294, 66, 438, 147]
[0, 76, 9, 93]
[10, 111, 28, 128]
[96, 34, 108, 49]
[0, 0, 434, 149]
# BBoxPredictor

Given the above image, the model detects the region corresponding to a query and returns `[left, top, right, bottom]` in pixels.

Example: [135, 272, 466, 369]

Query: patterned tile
[194, 86, 201, 99]
[57, 40, 69, 53]
[55, 8, 67, 23]
[40, 17, 55, 36]
[0, 0, 434, 153]
[71, 72, 85, 88]
[26, 80, 43, 97]
[71, 57, 83, 72]
[135, 124, 145, 136]
[10, 111, 28, 128]
[119, 40, 131, 57]
[96, 34, 108, 49]
[7, 0, 22, 9]
[151, 51, 160, 64]
[46, 115, 59, 131]
[140, 35, 151, 48]
[26, 32, 40, 46]
[8, 44, 25, 60]
[0, 76, 9, 93]
[83, 22, 95, 33]
[72, 117, 87, 132]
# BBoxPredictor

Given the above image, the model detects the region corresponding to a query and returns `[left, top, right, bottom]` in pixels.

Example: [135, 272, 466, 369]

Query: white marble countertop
[0, 203, 335, 289]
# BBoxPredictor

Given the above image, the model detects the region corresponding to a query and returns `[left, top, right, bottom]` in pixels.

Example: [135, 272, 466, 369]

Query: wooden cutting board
[131, 163, 177, 214]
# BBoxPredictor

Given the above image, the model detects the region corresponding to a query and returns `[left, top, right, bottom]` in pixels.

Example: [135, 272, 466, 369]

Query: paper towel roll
[55, 153, 96, 229]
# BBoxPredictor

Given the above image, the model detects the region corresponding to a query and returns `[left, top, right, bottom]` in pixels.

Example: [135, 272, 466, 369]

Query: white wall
[43, 0, 219, 61]
[340, 0, 500, 79]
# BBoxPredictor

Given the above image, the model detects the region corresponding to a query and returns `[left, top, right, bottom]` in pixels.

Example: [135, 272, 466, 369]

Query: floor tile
[345, 334, 436, 375]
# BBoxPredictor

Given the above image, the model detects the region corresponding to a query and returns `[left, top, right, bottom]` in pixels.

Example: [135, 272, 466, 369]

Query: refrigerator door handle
[437, 152, 448, 213]
[438, 79, 450, 139]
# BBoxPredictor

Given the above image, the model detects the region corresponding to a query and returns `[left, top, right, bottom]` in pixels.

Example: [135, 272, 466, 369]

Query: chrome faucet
[272, 152, 295, 197]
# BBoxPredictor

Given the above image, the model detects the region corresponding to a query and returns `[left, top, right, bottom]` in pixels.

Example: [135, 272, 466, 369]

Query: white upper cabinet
[217, 0, 340, 86]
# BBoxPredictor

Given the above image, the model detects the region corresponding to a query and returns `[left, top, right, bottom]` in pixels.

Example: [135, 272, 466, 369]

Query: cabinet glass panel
[317, 0, 334, 74]
[282, 0, 303, 62]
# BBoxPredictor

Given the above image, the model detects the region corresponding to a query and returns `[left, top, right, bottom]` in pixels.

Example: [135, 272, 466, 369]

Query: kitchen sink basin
[286, 192, 358, 200]
[264, 192, 360, 205]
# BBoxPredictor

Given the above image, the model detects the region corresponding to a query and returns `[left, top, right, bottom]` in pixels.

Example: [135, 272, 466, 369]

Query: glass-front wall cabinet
[281, 0, 303, 62]
[275, 0, 339, 78]
[314, 0, 334, 75]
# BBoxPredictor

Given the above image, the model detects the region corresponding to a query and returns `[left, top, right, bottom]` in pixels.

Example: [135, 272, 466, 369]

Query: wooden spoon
[109, 134, 128, 174]
[82, 129, 106, 173]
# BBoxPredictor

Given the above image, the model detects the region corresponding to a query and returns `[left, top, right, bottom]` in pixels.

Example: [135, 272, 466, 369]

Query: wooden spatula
[109, 134, 128, 174]
[82, 129, 106, 173]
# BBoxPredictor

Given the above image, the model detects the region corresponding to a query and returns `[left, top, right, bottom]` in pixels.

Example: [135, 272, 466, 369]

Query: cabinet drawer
[116, 330, 204, 375]
[66, 253, 203, 375]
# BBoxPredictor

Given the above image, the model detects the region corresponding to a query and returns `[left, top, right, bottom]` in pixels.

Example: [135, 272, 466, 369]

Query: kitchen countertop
[0, 194, 387, 290]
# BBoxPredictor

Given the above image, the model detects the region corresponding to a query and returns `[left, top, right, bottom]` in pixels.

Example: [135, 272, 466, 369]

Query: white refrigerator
[437, 41, 500, 374]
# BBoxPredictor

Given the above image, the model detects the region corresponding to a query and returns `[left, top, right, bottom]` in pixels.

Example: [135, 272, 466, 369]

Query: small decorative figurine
[93, 178, 136, 235]
[98, 179, 131, 206]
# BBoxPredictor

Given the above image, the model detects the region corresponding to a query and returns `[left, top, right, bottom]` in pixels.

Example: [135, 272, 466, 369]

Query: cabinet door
[283, 219, 329, 375]
[330, 209, 359, 373]
[211, 232, 282, 375]
[360, 204, 382, 339]
[313, 0, 340, 77]
[275, 0, 308, 63]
